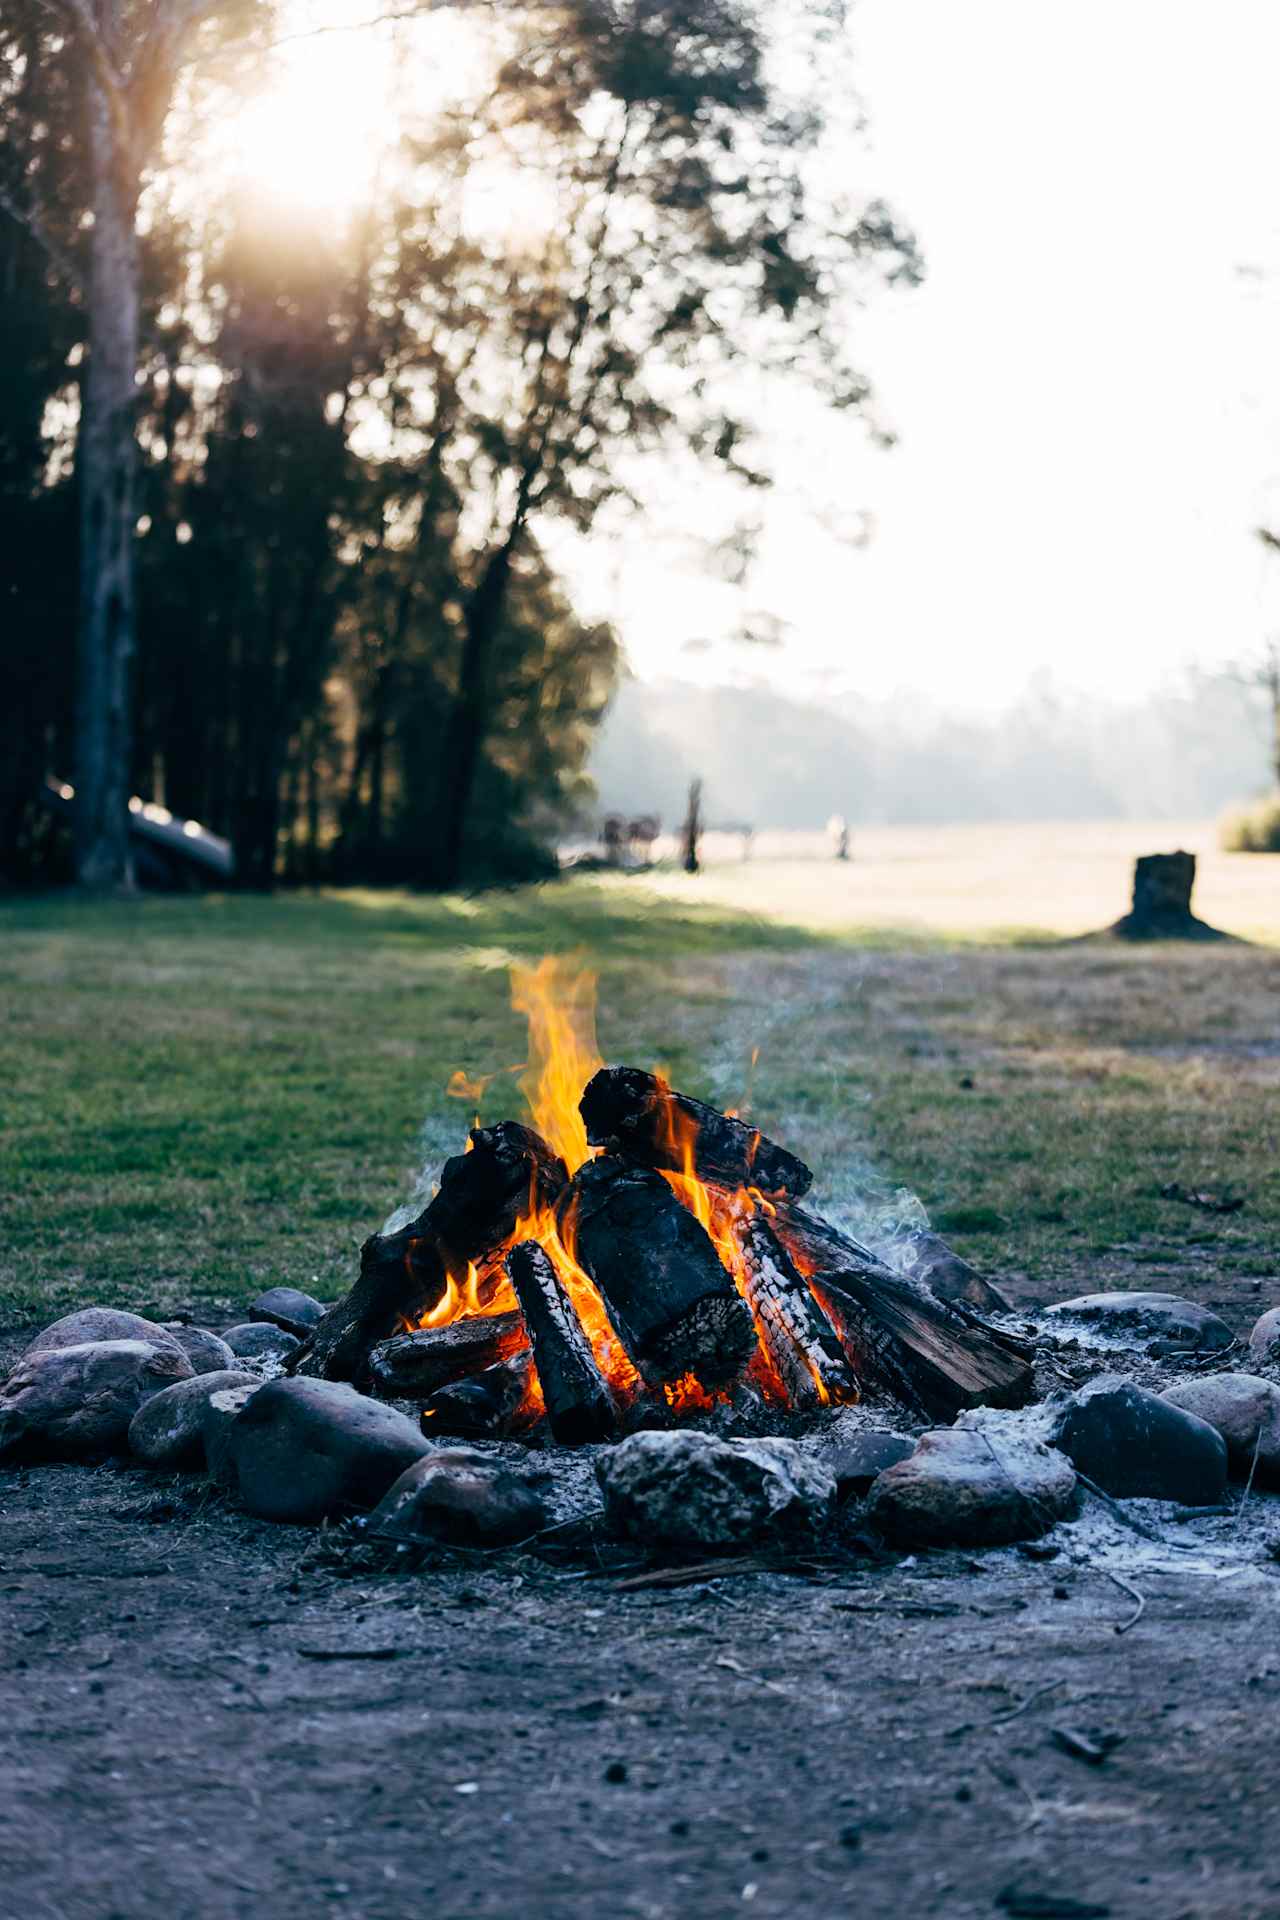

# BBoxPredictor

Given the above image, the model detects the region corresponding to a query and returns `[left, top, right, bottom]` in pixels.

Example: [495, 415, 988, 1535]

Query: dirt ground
[5, 1384, 1280, 1920]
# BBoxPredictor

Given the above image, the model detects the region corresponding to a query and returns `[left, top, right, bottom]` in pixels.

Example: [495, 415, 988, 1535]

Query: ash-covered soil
[5, 1443, 1280, 1919]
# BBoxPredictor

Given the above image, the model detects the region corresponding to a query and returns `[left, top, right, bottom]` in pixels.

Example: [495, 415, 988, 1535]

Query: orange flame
[510, 955, 602, 1174]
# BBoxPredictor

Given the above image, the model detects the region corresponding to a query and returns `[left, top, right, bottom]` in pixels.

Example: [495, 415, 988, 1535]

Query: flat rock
[202, 1382, 263, 1486]
[222, 1323, 302, 1363]
[823, 1429, 917, 1497]
[1161, 1373, 1280, 1486]
[596, 1431, 835, 1551]
[1053, 1376, 1228, 1503]
[368, 1447, 549, 1547]
[1248, 1306, 1280, 1365]
[247, 1288, 326, 1339]
[0, 1341, 193, 1460]
[128, 1369, 260, 1468]
[1043, 1290, 1233, 1353]
[24, 1307, 186, 1361]
[865, 1427, 1077, 1548]
[223, 1376, 434, 1522]
[165, 1326, 238, 1375]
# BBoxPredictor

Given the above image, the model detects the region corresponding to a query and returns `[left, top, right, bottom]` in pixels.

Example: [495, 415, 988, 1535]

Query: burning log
[732, 1215, 857, 1410]
[773, 1201, 1034, 1422]
[368, 1313, 528, 1400]
[419, 1354, 537, 1440]
[294, 1122, 568, 1384]
[506, 1243, 617, 1445]
[579, 1067, 812, 1198]
[562, 1156, 758, 1389]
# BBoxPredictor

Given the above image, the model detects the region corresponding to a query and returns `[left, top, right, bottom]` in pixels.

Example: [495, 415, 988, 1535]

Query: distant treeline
[591, 672, 1273, 829]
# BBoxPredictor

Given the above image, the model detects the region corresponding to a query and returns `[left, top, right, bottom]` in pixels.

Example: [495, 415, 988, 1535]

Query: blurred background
[5, 0, 1280, 919]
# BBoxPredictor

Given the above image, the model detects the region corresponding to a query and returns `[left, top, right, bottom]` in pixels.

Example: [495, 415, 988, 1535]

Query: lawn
[3, 859, 1280, 1330]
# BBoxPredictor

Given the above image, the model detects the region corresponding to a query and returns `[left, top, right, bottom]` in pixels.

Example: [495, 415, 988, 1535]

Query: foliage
[1220, 792, 1280, 854]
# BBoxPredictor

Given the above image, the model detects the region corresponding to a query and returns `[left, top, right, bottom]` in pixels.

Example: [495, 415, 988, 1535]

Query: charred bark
[368, 1313, 528, 1400]
[562, 1155, 757, 1389]
[294, 1122, 568, 1384]
[733, 1215, 856, 1410]
[898, 1230, 1013, 1316]
[773, 1201, 1034, 1422]
[419, 1354, 537, 1440]
[580, 1067, 812, 1198]
[506, 1242, 616, 1445]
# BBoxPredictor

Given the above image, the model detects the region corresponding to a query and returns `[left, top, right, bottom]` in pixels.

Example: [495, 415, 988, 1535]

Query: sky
[565, 0, 1280, 715]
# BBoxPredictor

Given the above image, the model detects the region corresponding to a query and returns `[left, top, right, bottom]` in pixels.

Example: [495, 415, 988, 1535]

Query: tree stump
[1108, 851, 1229, 942]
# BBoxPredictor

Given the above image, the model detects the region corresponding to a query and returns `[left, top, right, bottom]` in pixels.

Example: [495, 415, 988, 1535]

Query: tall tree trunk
[74, 83, 138, 891]
[432, 535, 518, 890]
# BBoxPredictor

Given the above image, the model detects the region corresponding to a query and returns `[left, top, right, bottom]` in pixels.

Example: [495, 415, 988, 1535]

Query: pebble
[864, 1426, 1077, 1548]
[596, 1430, 835, 1551]
[222, 1323, 302, 1363]
[0, 1340, 193, 1459]
[247, 1288, 327, 1340]
[1053, 1376, 1227, 1504]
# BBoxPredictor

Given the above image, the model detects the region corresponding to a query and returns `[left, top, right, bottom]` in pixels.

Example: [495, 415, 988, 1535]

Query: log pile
[292, 1068, 1033, 1441]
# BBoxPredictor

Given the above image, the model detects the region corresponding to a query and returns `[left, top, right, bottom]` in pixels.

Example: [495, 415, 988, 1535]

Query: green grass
[4, 880, 1280, 1328]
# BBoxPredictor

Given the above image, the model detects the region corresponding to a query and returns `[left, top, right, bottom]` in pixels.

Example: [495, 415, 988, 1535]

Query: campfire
[293, 960, 1034, 1441]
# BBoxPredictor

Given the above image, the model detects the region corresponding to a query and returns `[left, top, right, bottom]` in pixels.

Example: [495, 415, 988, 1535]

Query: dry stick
[1105, 1569, 1146, 1635]
[1235, 1426, 1265, 1535]
[987, 1678, 1069, 1725]
[1073, 1472, 1195, 1549]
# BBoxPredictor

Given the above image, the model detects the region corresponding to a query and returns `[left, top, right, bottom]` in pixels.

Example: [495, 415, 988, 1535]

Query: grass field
[4, 826, 1280, 1329]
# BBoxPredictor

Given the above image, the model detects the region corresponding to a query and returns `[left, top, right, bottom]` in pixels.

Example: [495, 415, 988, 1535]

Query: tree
[2, 0, 254, 889]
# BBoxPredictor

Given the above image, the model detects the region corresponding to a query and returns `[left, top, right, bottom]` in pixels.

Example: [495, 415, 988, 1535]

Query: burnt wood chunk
[579, 1067, 812, 1198]
[773, 1201, 1034, 1422]
[507, 1243, 616, 1445]
[294, 1123, 569, 1384]
[368, 1313, 528, 1400]
[900, 1230, 1013, 1316]
[561, 1156, 758, 1389]
[733, 1215, 857, 1410]
[419, 1354, 538, 1440]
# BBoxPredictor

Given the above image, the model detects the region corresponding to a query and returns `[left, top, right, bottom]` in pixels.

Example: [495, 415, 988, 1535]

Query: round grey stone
[1053, 1376, 1228, 1504]
[596, 1430, 835, 1551]
[1043, 1291, 1233, 1353]
[166, 1326, 238, 1375]
[128, 1369, 261, 1468]
[202, 1382, 264, 1486]
[865, 1426, 1077, 1548]
[247, 1288, 326, 1339]
[0, 1340, 194, 1459]
[24, 1307, 186, 1362]
[223, 1375, 434, 1522]
[1161, 1373, 1280, 1486]
[221, 1323, 302, 1363]
[1248, 1307, 1280, 1365]
[368, 1447, 549, 1547]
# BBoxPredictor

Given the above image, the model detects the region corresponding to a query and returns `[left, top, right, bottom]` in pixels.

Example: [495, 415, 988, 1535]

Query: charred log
[419, 1353, 537, 1440]
[733, 1215, 857, 1410]
[294, 1122, 568, 1384]
[507, 1243, 616, 1445]
[580, 1067, 812, 1198]
[368, 1313, 528, 1400]
[773, 1201, 1034, 1422]
[899, 1230, 1013, 1316]
[562, 1155, 758, 1389]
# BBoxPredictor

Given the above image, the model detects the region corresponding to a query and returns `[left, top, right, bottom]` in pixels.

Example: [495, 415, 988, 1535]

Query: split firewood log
[579, 1066, 812, 1197]
[368, 1313, 528, 1400]
[560, 1155, 758, 1389]
[732, 1214, 857, 1410]
[293, 1122, 568, 1385]
[506, 1243, 616, 1445]
[773, 1201, 1034, 1422]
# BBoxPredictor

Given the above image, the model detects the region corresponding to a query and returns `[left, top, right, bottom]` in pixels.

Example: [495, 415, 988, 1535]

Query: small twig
[715, 1654, 791, 1697]
[1235, 1428, 1264, 1535]
[296, 1646, 400, 1662]
[1074, 1473, 1194, 1550]
[1104, 1568, 1146, 1634]
[609, 1556, 770, 1592]
[988, 1678, 1068, 1725]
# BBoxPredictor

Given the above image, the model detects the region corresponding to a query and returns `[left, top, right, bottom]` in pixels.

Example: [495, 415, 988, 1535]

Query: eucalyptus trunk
[74, 83, 139, 891]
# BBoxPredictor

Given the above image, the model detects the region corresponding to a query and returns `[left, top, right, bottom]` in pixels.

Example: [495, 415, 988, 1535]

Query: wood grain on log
[562, 1155, 758, 1389]
[732, 1215, 857, 1410]
[368, 1314, 528, 1399]
[773, 1201, 1034, 1422]
[580, 1067, 812, 1198]
[507, 1242, 616, 1445]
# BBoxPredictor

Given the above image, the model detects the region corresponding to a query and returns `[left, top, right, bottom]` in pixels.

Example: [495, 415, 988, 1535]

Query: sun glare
[227, 37, 394, 218]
